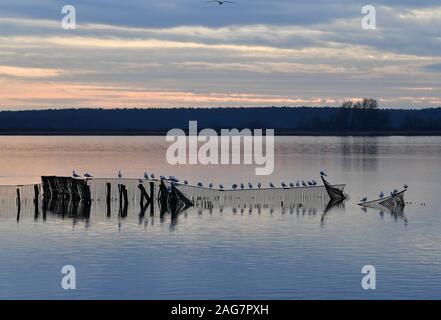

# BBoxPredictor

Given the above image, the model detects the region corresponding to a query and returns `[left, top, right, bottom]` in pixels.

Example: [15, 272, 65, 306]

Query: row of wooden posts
[15, 177, 188, 219]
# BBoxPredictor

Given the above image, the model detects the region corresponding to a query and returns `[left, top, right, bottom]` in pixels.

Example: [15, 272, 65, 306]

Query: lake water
[0, 136, 440, 299]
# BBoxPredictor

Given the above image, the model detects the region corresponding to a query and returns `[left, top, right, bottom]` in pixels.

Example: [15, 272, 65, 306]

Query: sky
[0, 0, 440, 109]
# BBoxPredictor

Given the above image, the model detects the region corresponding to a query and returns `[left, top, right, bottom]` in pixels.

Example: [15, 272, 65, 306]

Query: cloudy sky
[0, 0, 440, 109]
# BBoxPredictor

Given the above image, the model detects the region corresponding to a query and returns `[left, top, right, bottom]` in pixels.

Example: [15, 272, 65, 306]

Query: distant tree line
[0, 102, 441, 135]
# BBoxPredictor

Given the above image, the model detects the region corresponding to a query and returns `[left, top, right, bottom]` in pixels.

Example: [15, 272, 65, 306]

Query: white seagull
[84, 173, 93, 178]
[72, 171, 80, 178]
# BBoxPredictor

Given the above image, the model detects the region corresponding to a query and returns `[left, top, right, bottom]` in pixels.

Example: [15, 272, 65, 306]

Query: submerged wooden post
[106, 182, 111, 217]
[16, 188, 21, 219]
[34, 184, 40, 220]
[149, 181, 155, 216]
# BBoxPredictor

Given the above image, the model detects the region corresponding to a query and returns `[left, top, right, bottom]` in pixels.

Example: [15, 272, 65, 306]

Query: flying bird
[206, 0, 235, 5]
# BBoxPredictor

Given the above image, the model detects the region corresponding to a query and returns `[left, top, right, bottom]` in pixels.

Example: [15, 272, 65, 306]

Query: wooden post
[34, 184, 40, 220]
[16, 188, 21, 219]
[106, 182, 111, 217]
[149, 182, 155, 216]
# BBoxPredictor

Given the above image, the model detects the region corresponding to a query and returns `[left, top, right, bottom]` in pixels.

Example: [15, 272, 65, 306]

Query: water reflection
[342, 137, 378, 172]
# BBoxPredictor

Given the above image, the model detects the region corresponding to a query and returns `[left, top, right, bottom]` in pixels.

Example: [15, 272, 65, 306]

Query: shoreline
[1, 130, 441, 136]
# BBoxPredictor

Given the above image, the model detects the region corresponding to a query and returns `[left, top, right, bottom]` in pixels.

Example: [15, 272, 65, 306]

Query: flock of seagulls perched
[72, 170, 328, 190]
[360, 184, 408, 203]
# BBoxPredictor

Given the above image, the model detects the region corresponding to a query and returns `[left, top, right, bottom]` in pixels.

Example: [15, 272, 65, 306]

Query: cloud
[0, 65, 62, 78]
[423, 63, 441, 72]
[0, 2, 440, 108]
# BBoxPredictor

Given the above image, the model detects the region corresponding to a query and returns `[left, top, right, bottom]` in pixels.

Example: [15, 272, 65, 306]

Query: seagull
[160, 175, 166, 181]
[232, 184, 238, 189]
[302, 181, 307, 187]
[290, 182, 295, 188]
[269, 182, 275, 188]
[394, 189, 398, 194]
[184, 180, 189, 185]
[219, 184, 224, 190]
[404, 184, 408, 189]
[312, 180, 317, 186]
[206, 0, 235, 5]
[118, 170, 122, 179]
[84, 173, 93, 178]
[248, 182, 253, 189]
[320, 171, 327, 177]
[281, 182, 287, 188]
[308, 181, 313, 186]
[361, 197, 368, 203]
[198, 182, 203, 187]
[240, 183, 245, 189]
[379, 191, 384, 199]
[209, 183, 213, 188]
[257, 182, 262, 189]
[72, 171, 80, 178]
[296, 180, 300, 187]
[150, 173, 155, 179]
[144, 172, 149, 179]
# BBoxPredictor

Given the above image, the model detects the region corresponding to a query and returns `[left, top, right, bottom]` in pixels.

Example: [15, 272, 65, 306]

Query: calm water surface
[0, 136, 440, 299]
